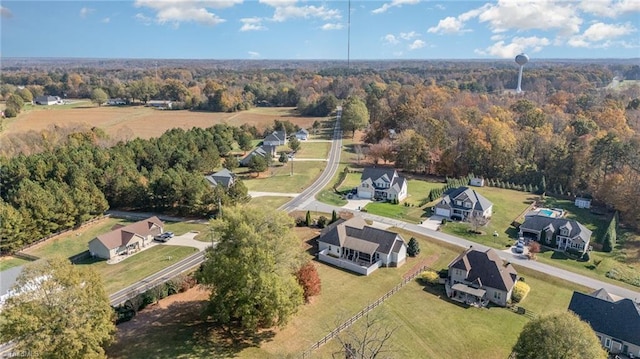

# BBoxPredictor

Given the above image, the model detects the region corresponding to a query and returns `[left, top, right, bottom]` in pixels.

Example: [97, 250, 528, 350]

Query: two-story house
[434, 187, 493, 221]
[446, 247, 518, 307]
[204, 168, 237, 188]
[519, 215, 592, 254]
[263, 130, 287, 146]
[356, 167, 407, 201]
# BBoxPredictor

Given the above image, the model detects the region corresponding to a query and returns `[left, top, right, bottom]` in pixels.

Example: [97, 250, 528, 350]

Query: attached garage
[435, 208, 451, 217]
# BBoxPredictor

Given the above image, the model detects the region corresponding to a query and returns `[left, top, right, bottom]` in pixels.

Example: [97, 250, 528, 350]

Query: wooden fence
[300, 264, 434, 358]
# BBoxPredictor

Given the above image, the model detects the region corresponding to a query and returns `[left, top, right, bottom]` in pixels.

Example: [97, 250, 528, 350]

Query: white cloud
[134, 0, 243, 26]
[435, 4, 445, 10]
[427, 16, 468, 34]
[80, 7, 94, 18]
[383, 34, 399, 44]
[399, 31, 418, 40]
[248, 51, 260, 58]
[240, 17, 267, 31]
[475, 36, 550, 58]
[409, 39, 426, 50]
[101, 17, 110, 24]
[579, 0, 640, 18]
[135, 13, 153, 25]
[0, 6, 12, 18]
[476, 1, 581, 36]
[321, 23, 343, 30]
[372, 0, 420, 14]
[491, 34, 505, 41]
[271, 4, 340, 22]
[568, 22, 636, 47]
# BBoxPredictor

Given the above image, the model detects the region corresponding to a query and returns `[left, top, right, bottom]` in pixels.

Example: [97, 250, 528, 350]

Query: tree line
[0, 124, 252, 253]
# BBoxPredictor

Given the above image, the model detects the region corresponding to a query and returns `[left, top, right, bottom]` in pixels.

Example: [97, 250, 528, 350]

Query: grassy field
[163, 222, 209, 236]
[77, 245, 199, 293]
[241, 161, 324, 193]
[0, 256, 31, 271]
[362, 180, 445, 223]
[248, 195, 292, 209]
[294, 141, 331, 159]
[106, 226, 592, 358]
[2, 105, 325, 141]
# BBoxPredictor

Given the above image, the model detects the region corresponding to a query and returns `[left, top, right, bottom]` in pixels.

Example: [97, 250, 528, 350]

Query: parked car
[154, 232, 174, 242]
[515, 242, 524, 254]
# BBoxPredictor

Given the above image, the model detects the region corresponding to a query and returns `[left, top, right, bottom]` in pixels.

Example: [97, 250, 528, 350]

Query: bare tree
[468, 214, 488, 233]
[333, 312, 397, 359]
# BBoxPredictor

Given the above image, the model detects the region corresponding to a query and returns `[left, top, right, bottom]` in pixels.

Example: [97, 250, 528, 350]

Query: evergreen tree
[331, 210, 338, 223]
[407, 237, 420, 257]
[305, 210, 312, 227]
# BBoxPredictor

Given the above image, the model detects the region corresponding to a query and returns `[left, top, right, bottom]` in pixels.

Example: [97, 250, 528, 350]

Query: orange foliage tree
[295, 261, 321, 303]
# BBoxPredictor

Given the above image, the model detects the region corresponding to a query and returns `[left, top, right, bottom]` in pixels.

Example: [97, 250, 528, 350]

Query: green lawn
[0, 257, 31, 271]
[24, 218, 130, 259]
[163, 222, 208, 236]
[248, 195, 292, 209]
[241, 161, 324, 193]
[404, 180, 445, 206]
[76, 245, 199, 293]
[294, 142, 330, 159]
[364, 201, 425, 224]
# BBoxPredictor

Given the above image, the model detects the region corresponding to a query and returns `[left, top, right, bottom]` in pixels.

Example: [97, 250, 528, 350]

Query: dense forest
[1, 60, 639, 252]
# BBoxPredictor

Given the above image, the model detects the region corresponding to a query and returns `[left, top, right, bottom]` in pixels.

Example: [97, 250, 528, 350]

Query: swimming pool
[539, 209, 554, 217]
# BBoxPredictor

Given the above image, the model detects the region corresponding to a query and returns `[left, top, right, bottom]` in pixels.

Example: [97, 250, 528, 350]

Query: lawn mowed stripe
[0, 257, 31, 271]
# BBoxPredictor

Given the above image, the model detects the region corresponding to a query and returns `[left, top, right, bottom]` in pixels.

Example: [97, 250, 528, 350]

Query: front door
[623, 344, 628, 354]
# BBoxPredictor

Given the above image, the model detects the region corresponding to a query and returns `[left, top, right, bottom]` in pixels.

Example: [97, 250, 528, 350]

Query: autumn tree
[342, 96, 369, 138]
[0, 257, 115, 358]
[198, 206, 304, 333]
[512, 312, 607, 359]
[528, 241, 540, 259]
[91, 88, 109, 106]
[295, 261, 321, 302]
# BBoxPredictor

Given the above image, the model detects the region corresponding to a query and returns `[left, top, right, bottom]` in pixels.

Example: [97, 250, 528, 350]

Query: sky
[1, 0, 639, 60]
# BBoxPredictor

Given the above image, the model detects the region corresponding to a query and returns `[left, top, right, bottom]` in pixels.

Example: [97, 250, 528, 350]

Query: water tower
[515, 53, 529, 94]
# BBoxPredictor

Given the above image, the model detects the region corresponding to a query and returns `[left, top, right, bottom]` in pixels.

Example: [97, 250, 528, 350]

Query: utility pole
[290, 157, 294, 176]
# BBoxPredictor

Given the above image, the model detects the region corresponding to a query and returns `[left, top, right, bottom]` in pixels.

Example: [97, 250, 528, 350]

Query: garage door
[435, 208, 450, 217]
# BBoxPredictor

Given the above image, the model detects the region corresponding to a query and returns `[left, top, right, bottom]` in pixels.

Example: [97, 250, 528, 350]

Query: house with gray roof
[263, 130, 287, 146]
[88, 217, 164, 260]
[446, 247, 518, 307]
[317, 216, 407, 276]
[356, 167, 407, 201]
[205, 168, 236, 188]
[519, 215, 592, 254]
[434, 187, 493, 221]
[568, 289, 640, 356]
[34, 95, 61, 105]
[295, 128, 309, 140]
[239, 145, 276, 167]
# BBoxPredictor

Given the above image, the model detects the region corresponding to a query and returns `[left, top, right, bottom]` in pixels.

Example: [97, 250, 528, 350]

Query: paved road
[302, 200, 640, 301]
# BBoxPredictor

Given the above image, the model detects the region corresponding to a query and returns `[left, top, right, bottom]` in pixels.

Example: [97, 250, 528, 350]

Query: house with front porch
[356, 167, 407, 201]
[88, 217, 164, 260]
[317, 216, 407, 276]
[568, 289, 640, 357]
[519, 215, 591, 255]
[434, 187, 493, 221]
[446, 247, 518, 307]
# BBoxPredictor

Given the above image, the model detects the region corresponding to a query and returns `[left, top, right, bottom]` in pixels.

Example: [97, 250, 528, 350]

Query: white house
[263, 130, 287, 146]
[434, 187, 493, 221]
[356, 167, 407, 201]
[34, 95, 61, 105]
[295, 128, 309, 140]
[317, 216, 407, 276]
[574, 197, 592, 209]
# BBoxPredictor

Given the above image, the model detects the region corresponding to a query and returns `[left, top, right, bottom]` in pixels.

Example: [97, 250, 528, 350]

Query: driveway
[419, 215, 444, 230]
[342, 198, 371, 211]
[162, 232, 212, 251]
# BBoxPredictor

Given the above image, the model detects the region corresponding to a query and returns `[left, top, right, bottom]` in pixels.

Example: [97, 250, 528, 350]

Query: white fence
[318, 249, 381, 276]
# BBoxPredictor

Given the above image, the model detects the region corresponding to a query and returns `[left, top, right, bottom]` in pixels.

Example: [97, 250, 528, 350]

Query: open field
[240, 161, 325, 193]
[2, 105, 325, 140]
[106, 227, 592, 358]
[0, 257, 30, 271]
[76, 245, 198, 293]
[294, 141, 330, 159]
[248, 195, 292, 209]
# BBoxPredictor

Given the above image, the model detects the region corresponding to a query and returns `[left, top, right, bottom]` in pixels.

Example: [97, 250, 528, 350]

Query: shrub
[579, 252, 590, 262]
[511, 281, 531, 303]
[317, 216, 328, 228]
[420, 270, 440, 285]
[296, 216, 306, 227]
[3, 107, 17, 118]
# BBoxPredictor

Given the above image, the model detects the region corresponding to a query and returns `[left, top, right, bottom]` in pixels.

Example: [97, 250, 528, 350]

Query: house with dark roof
[446, 247, 518, 307]
[88, 217, 164, 260]
[263, 130, 287, 146]
[317, 216, 407, 276]
[239, 145, 276, 167]
[519, 215, 592, 254]
[568, 289, 640, 356]
[434, 187, 493, 221]
[356, 167, 407, 201]
[205, 168, 236, 188]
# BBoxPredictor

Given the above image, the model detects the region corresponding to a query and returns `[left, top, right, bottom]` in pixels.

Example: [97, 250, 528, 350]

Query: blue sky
[1, 0, 639, 59]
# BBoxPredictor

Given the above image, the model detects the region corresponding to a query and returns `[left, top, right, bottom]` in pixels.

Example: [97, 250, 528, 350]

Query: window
[494, 292, 501, 299]
[605, 338, 611, 348]
[456, 200, 462, 206]
[464, 202, 472, 208]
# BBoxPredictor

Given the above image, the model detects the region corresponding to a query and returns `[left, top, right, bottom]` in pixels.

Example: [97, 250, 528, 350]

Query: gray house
[446, 247, 518, 307]
[519, 215, 591, 254]
[568, 289, 640, 357]
[205, 168, 236, 188]
[263, 130, 287, 146]
[434, 187, 493, 221]
[317, 216, 407, 276]
[295, 128, 309, 140]
[356, 167, 407, 201]
[239, 145, 276, 166]
[34, 95, 61, 105]
[88, 217, 164, 260]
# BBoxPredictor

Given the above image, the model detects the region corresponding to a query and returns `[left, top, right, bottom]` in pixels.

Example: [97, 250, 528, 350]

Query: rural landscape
[1, 1, 640, 358]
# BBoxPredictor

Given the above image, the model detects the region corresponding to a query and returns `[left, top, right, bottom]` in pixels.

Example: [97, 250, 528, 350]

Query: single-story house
[263, 130, 287, 146]
[446, 247, 518, 307]
[88, 217, 164, 260]
[34, 95, 61, 105]
[239, 145, 276, 166]
[568, 289, 640, 356]
[147, 100, 173, 109]
[107, 98, 127, 105]
[469, 178, 485, 187]
[295, 128, 309, 140]
[356, 167, 407, 201]
[434, 187, 493, 221]
[317, 216, 407, 276]
[519, 215, 591, 254]
[575, 197, 592, 209]
[205, 168, 236, 188]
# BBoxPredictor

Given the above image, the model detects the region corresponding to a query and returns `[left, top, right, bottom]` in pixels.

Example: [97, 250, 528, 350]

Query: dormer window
[464, 202, 472, 208]
[456, 200, 462, 206]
